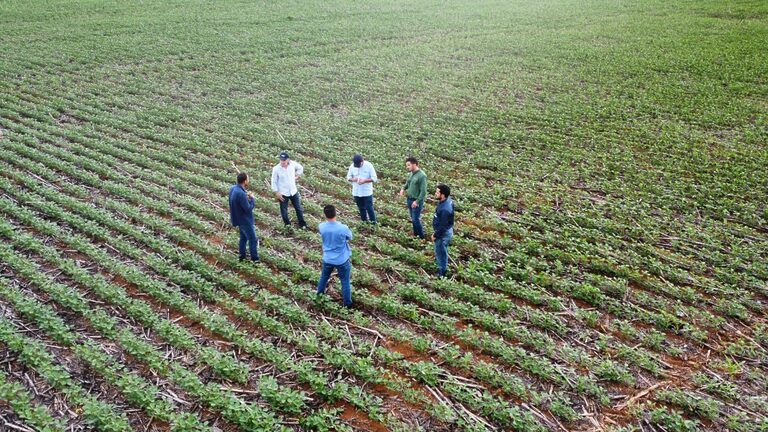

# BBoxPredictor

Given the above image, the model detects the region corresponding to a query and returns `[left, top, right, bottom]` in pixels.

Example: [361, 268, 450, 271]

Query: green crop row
[4, 106, 760, 430]
[0, 107, 660, 384]
[0, 115, 588, 426]
[0, 316, 131, 431]
[0, 367, 66, 432]
[0, 137, 550, 431]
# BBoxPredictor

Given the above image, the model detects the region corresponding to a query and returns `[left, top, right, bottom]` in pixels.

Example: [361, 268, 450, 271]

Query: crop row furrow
[0, 120, 612, 404]
[0, 276, 217, 431]
[0, 315, 134, 431]
[0, 364, 67, 432]
[6, 87, 760, 338]
[0, 141, 562, 431]
[0, 230, 349, 428]
[7, 92, 760, 422]
[0, 107, 686, 376]
[0, 199, 423, 430]
[0, 119, 592, 428]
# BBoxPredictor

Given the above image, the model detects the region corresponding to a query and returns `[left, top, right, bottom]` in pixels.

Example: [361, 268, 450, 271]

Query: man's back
[319, 221, 353, 265]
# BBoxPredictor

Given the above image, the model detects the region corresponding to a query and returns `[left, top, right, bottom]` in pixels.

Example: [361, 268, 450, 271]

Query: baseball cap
[353, 154, 363, 168]
[279, 151, 289, 161]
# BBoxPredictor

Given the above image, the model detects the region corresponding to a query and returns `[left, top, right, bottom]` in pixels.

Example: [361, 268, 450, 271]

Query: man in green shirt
[398, 157, 427, 239]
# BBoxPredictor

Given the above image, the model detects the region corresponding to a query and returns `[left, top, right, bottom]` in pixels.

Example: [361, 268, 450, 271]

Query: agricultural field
[0, 0, 767, 431]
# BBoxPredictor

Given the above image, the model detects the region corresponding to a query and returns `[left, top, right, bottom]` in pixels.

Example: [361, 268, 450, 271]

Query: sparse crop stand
[0, 0, 766, 431]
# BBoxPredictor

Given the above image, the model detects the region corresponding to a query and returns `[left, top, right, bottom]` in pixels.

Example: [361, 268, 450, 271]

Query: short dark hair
[437, 183, 451, 198]
[237, 172, 248, 184]
[323, 205, 336, 219]
[405, 157, 418, 165]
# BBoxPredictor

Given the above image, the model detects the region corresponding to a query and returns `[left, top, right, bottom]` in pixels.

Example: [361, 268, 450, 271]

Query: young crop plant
[646, 406, 701, 432]
[0, 368, 67, 431]
[655, 388, 721, 421]
[692, 372, 739, 401]
[258, 376, 307, 415]
[0, 277, 213, 430]
[0, 318, 132, 432]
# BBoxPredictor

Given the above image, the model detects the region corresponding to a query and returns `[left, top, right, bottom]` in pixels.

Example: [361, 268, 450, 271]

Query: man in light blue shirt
[346, 154, 378, 224]
[316, 205, 354, 307]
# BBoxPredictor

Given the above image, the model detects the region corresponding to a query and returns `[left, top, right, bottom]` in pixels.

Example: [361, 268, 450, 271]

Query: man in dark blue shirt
[431, 184, 455, 277]
[316, 205, 354, 307]
[229, 172, 259, 263]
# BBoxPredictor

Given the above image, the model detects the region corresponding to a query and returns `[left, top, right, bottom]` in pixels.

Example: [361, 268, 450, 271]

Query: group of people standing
[228, 152, 455, 308]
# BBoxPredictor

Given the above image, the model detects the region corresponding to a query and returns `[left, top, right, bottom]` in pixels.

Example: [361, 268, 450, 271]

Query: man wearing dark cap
[346, 154, 378, 224]
[229, 172, 259, 263]
[271, 151, 307, 230]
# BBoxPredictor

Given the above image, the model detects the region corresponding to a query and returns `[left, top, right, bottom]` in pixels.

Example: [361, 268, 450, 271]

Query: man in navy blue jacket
[431, 184, 454, 277]
[229, 172, 260, 263]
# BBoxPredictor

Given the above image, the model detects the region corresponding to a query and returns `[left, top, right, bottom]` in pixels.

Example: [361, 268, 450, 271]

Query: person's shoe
[252, 258, 261, 264]
[238, 256, 246, 262]
[343, 303, 354, 310]
[299, 225, 309, 231]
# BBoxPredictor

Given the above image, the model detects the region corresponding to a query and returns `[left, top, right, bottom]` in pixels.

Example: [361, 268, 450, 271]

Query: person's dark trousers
[280, 193, 307, 228]
[354, 195, 376, 223]
[406, 198, 424, 239]
[316, 260, 352, 306]
[238, 223, 259, 261]
[435, 228, 453, 276]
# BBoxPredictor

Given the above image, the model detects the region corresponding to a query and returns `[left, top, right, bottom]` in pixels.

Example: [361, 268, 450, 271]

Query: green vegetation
[0, 0, 766, 430]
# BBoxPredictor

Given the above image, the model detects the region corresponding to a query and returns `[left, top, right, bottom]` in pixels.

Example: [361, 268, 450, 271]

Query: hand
[431, 234, 436, 241]
[247, 192, 254, 200]
[357, 178, 365, 185]
[411, 201, 419, 209]
[349, 177, 358, 183]
[275, 193, 285, 202]
[295, 175, 300, 181]
[398, 189, 404, 197]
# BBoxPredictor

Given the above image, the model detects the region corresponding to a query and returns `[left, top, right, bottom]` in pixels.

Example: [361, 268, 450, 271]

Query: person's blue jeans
[238, 223, 259, 261]
[280, 193, 307, 228]
[406, 198, 424, 239]
[316, 260, 352, 307]
[435, 228, 453, 276]
[354, 195, 376, 223]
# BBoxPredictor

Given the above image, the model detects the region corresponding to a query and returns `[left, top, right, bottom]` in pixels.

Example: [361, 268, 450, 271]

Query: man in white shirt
[271, 151, 307, 229]
[346, 154, 378, 224]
